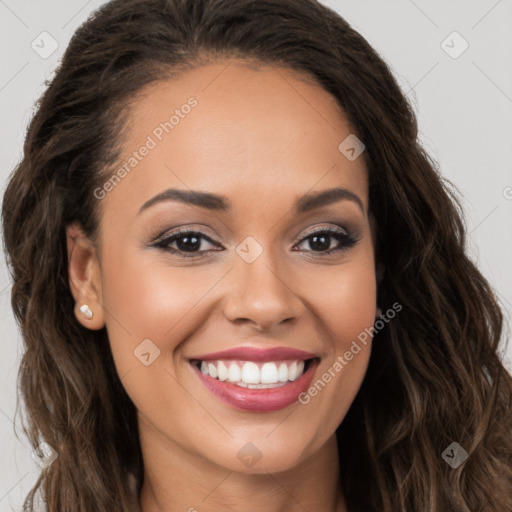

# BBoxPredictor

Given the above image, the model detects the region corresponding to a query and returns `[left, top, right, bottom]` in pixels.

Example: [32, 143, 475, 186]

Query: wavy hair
[2, 0, 511, 510]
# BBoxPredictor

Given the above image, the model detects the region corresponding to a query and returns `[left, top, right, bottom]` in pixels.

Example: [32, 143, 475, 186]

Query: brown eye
[294, 227, 358, 255]
[153, 229, 220, 258]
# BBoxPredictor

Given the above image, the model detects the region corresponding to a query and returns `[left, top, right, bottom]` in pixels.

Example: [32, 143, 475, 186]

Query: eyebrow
[138, 186, 364, 215]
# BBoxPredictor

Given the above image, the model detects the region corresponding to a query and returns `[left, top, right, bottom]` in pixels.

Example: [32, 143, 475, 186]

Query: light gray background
[1, 0, 511, 509]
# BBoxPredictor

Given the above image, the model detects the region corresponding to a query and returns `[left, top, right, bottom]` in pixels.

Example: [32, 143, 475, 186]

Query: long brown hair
[2, 1, 511, 510]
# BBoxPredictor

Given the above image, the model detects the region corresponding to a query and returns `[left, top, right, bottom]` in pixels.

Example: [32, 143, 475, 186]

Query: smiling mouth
[190, 358, 317, 389]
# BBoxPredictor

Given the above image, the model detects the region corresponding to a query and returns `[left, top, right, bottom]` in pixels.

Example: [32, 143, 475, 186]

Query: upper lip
[189, 346, 319, 362]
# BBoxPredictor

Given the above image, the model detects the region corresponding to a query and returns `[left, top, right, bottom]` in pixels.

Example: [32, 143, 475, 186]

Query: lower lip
[191, 359, 319, 412]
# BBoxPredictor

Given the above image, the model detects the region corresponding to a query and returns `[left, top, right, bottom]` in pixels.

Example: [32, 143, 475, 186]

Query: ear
[66, 222, 105, 330]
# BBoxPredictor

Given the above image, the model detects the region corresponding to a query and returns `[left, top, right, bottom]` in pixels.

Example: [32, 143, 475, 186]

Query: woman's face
[69, 59, 378, 474]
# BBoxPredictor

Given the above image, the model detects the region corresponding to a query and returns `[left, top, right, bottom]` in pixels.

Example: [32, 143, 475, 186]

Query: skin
[66, 59, 379, 512]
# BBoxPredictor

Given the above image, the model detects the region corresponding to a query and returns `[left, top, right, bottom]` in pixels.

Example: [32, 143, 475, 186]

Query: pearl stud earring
[79, 304, 93, 319]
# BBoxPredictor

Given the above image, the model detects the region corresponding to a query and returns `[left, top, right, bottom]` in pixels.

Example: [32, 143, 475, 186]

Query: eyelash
[151, 225, 359, 259]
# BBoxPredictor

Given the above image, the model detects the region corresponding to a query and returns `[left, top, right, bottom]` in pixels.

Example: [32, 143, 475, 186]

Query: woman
[2, 0, 511, 510]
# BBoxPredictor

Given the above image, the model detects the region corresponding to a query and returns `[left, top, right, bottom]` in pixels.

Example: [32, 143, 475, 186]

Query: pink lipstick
[189, 346, 320, 412]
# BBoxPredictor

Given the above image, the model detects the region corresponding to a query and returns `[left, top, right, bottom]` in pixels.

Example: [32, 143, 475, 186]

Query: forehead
[100, 59, 369, 219]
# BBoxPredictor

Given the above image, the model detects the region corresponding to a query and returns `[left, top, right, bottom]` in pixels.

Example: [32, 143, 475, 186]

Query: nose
[222, 251, 305, 332]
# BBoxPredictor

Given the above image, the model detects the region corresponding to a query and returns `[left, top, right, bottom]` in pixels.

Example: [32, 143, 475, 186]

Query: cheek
[99, 249, 219, 419]
[313, 250, 377, 348]
[330, 270, 376, 348]
[102, 243, 214, 330]
[299, 250, 376, 422]
[99, 245, 213, 374]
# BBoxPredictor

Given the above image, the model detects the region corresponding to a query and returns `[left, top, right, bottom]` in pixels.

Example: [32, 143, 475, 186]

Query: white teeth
[288, 361, 298, 381]
[227, 363, 241, 382]
[217, 360, 228, 381]
[240, 382, 288, 389]
[278, 362, 288, 382]
[197, 358, 309, 385]
[241, 361, 260, 384]
[260, 362, 279, 384]
[208, 362, 218, 379]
